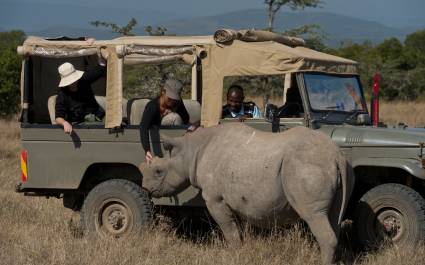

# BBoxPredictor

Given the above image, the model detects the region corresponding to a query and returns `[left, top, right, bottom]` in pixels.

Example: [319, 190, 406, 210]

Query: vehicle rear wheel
[81, 179, 153, 238]
[354, 183, 425, 249]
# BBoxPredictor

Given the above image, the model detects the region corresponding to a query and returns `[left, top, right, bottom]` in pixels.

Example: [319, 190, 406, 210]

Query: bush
[0, 31, 25, 118]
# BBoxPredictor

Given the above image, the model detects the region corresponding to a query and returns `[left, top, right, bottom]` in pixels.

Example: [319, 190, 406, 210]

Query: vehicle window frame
[21, 55, 108, 126]
[302, 72, 368, 115]
[221, 74, 288, 121]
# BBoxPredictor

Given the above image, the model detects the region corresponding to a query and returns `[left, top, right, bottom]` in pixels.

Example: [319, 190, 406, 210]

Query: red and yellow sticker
[21, 150, 27, 182]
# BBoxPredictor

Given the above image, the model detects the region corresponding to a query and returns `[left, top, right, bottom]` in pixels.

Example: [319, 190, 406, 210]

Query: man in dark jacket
[55, 60, 106, 134]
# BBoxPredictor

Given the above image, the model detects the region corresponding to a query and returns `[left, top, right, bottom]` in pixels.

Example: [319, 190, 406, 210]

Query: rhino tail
[336, 157, 353, 225]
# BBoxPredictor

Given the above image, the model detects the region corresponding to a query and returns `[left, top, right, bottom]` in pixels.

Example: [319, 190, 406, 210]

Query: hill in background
[154, 10, 412, 46]
[0, 1, 419, 46]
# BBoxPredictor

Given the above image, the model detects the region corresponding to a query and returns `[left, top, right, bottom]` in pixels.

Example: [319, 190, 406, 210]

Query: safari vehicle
[15, 30, 425, 247]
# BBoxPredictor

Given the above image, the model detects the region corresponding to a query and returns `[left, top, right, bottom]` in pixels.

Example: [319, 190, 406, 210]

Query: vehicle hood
[325, 126, 425, 147]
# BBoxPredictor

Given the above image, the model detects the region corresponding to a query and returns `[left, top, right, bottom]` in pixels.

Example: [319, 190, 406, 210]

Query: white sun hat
[58, 62, 84, 87]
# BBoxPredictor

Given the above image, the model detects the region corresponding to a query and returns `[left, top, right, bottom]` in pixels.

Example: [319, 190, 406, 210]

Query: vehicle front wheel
[354, 183, 425, 249]
[81, 179, 153, 238]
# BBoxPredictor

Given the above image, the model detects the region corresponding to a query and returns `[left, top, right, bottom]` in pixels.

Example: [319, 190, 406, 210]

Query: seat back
[128, 98, 150, 125]
[94, 95, 106, 111]
[128, 98, 201, 125]
[47, 95, 128, 124]
[47, 95, 58, 124]
[183, 99, 201, 124]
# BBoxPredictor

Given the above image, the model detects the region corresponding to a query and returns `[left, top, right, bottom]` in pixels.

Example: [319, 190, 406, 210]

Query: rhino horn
[138, 161, 148, 172]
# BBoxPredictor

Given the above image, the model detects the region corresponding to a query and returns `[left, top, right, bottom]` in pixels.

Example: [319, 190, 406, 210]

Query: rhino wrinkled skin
[140, 123, 354, 265]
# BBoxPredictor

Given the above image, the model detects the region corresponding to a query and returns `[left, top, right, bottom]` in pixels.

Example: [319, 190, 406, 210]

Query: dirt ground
[1, 102, 425, 265]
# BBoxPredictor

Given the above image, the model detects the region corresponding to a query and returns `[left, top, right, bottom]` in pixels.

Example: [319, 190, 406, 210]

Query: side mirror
[265, 103, 278, 122]
[357, 113, 371, 125]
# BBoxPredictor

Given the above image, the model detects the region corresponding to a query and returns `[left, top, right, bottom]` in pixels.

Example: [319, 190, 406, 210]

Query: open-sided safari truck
[16, 30, 425, 247]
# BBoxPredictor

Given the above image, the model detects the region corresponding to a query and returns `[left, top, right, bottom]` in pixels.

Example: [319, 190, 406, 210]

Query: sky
[1, 0, 425, 30]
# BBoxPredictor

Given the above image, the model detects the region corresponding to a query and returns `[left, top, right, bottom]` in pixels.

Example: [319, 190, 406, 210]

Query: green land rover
[15, 30, 425, 248]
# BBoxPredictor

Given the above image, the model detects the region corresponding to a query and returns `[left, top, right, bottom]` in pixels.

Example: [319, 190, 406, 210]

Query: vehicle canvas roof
[21, 35, 216, 47]
[19, 35, 357, 70]
[18, 32, 359, 128]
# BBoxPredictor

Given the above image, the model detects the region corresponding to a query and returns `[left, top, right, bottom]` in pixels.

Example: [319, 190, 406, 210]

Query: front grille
[345, 134, 363, 144]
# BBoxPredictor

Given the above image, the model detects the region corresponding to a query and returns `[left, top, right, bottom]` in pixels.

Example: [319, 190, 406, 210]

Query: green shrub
[0, 31, 25, 118]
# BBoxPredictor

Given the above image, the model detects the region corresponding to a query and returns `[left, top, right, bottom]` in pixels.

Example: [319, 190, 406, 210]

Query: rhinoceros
[140, 123, 354, 264]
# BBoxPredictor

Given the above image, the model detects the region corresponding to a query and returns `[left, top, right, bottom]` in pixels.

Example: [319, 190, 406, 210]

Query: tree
[145, 26, 167, 36]
[403, 29, 425, 69]
[376, 38, 403, 64]
[90, 18, 170, 37]
[264, 0, 322, 31]
[0, 30, 25, 117]
[90, 18, 138, 36]
[284, 24, 327, 51]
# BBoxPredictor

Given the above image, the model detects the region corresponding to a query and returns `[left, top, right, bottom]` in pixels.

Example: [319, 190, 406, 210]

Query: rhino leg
[205, 198, 242, 245]
[282, 163, 339, 264]
[303, 214, 338, 265]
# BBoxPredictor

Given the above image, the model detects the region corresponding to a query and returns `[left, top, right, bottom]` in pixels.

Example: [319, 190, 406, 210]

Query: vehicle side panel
[21, 126, 204, 206]
[21, 127, 143, 189]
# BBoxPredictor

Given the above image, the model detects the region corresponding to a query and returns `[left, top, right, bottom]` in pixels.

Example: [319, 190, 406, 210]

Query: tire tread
[355, 183, 425, 249]
[80, 179, 153, 237]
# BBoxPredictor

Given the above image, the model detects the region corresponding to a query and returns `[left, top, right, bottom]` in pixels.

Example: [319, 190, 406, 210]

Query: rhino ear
[162, 135, 183, 152]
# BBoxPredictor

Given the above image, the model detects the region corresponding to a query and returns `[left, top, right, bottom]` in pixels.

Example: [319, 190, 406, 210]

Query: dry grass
[1, 103, 425, 265]
[380, 101, 425, 127]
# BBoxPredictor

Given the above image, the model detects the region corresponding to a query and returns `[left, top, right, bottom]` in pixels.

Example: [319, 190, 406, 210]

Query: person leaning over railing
[139, 79, 196, 163]
[55, 54, 106, 134]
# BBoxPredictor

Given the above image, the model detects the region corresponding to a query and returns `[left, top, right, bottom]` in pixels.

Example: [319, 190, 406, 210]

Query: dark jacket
[55, 65, 106, 123]
[139, 97, 189, 153]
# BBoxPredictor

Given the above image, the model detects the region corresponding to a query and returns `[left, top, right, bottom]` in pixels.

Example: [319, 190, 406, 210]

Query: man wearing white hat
[55, 59, 106, 134]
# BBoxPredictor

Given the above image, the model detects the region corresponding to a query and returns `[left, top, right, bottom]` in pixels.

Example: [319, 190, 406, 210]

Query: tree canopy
[264, 0, 322, 31]
[90, 18, 138, 36]
[0, 30, 25, 118]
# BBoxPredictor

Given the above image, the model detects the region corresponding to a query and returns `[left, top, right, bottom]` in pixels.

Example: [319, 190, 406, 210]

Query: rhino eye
[155, 169, 162, 175]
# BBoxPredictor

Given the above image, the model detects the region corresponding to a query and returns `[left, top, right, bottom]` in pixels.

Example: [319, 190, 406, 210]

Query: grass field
[1, 102, 425, 265]
[379, 101, 425, 127]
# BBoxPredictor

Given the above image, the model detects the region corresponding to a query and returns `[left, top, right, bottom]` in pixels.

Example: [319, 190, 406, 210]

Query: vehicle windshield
[304, 73, 366, 112]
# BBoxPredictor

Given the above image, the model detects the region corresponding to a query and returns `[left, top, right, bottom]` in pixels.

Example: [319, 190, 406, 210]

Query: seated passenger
[55, 58, 106, 134]
[222, 85, 262, 121]
[140, 79, 190, 163]
[277, 87, 303, 118]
